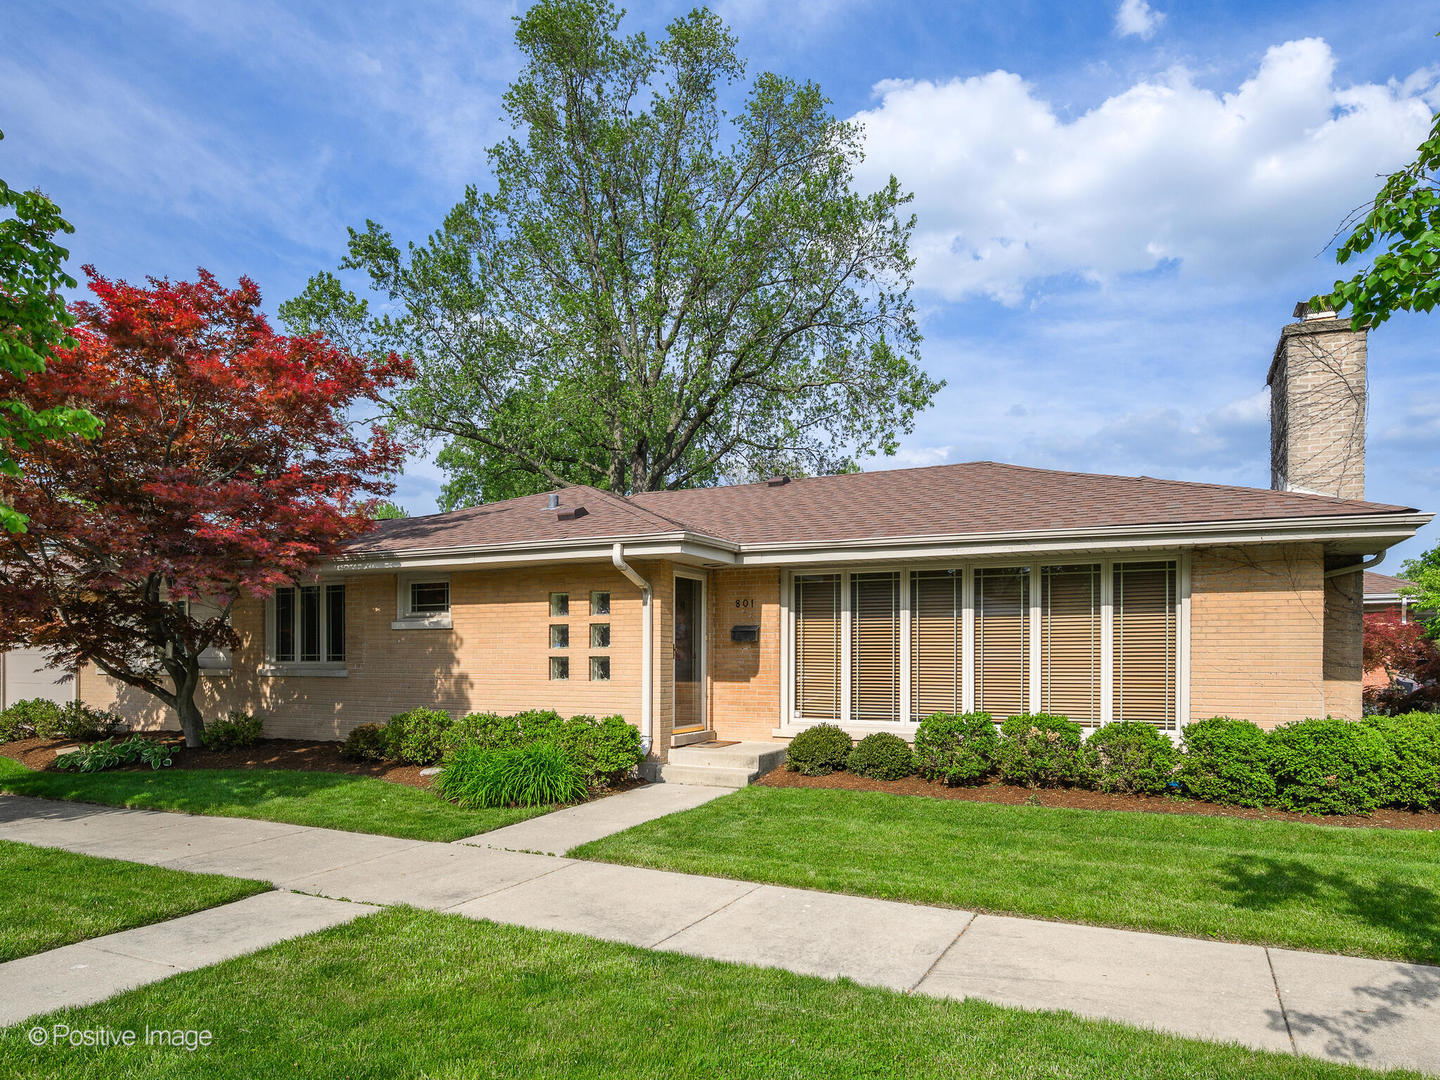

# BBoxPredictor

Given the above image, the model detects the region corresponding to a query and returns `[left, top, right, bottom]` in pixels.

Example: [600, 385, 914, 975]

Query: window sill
[391, 615, 453, 630]
[259, 665, 349, 678]
[199, 668, 233, 678]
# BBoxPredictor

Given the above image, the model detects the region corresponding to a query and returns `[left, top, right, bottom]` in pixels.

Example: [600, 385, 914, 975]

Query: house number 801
[734, 598, 754, 609]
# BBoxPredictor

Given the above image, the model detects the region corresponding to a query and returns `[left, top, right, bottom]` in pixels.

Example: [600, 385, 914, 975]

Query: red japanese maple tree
[0, 268, 411, 745]
[1363, 611, 1440, 688]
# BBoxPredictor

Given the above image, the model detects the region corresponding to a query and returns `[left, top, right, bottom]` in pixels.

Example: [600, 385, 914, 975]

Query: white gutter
[611, 543, 653, 753]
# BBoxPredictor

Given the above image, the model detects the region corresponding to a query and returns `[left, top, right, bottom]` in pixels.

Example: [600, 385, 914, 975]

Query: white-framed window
[788, 558, 1185, 732]
[393, 573, 452, 629]
[266, 581, 346, 674]
[171, 598, 233, 673]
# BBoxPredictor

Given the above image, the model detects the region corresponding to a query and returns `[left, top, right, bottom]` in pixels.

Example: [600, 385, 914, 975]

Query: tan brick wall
[1189, 544, 1327, 727]
[80, 562, 653, 745]
[706, 567, 783, 742]
[1323, 570, 1363, 720]
[1269, 320, 1366, 501]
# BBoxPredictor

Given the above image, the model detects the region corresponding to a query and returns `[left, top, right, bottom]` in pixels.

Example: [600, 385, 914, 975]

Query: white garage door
[2, 648, 76, 709]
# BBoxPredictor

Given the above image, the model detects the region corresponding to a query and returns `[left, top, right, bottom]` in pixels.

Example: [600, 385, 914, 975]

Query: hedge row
[785, 712, 1440, 815]
[341, 707, 644, 789]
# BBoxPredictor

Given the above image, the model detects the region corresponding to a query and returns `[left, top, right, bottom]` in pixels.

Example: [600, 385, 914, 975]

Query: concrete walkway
[1, 793, 1437, 1074]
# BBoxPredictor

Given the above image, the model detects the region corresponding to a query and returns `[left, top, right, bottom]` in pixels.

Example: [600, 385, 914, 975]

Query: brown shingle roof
[347, 485, 688, 555]
[347, 461, 1417, 555]
[629, 461, 1413, 545]
[1364, 571, 1414, 596]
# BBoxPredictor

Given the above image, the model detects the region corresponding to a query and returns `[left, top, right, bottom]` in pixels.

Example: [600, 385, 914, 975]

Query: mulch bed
[0, 735, 647, 798]
[758, 765, 1440, 831]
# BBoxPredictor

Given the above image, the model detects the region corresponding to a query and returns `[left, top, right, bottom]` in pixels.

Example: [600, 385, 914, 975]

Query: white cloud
[852, 38, 1437, 304]
[1115, 0, 1164, 40]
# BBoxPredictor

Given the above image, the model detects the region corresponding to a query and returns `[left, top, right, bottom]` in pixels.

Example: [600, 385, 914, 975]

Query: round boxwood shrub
[846, 732, 914, 780]
[341, 722, 391, 762]
[448, 711, 523, 753]
[1364, 712, 1440, 811]
[385, 707, 454, 765]
[786, 723, 852, 776]
[557, 714, 644, 786]
[1177, 717, 1275, 807]
[0, 698, 65, 742]
[1082, 721, 1178, 795]
[1268, 716, 1397, 815]
[913, 712, 998, 785]
[996, 714, 1085, 788]
[434, 740, 589, 808]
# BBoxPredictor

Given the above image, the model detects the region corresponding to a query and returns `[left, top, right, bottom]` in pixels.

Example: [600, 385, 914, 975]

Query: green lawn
[573, 785, 1440, 966]
[0, 839, 268, 963]
[0, 907, 1414, 1080]
[0, 757, 551, 842]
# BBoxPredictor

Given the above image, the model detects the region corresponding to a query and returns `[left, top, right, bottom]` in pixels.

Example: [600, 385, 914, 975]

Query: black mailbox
[730, 624, 760, 643]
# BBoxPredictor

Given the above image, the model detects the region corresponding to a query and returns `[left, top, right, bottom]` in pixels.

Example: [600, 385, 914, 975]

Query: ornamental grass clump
[785, 723, 852, 776]
[996, 714, 1085, 788]
[1082, 721, 1178, 795]
[846, 732, 914, 780]
[913, 712, 998, 785]
[434, 740, 589, 809]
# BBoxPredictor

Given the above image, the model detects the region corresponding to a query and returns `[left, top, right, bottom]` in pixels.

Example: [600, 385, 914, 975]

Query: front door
[674, 575, 705, 732]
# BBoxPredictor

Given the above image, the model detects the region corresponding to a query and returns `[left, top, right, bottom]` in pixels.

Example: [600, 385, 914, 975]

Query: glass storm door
[674, 575, 705, 732]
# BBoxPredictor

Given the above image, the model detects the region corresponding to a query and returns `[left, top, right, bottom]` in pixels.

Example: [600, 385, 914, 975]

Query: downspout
[612, 543, 653, 754]
[1323, 553, 1384, 579]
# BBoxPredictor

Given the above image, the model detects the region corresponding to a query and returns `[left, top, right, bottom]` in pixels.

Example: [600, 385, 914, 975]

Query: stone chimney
[1267, 302, 1367, 500]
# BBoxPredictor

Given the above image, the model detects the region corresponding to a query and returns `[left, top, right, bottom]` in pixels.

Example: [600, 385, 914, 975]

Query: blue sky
[4, 0, 1438, 563]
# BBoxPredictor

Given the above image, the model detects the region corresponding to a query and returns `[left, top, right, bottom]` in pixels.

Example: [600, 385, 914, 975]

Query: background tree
[282, 0, 939, 505]
[371, 500, 409, 520]
[1314, 104, 1440, 328]
[1363, 610, 1440, 685]
[1397, 546, 1440, 638]
[0, 268, 410, 746]
[1, 132, 101, 531]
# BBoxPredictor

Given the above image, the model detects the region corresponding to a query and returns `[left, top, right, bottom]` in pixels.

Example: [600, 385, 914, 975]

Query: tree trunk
[174, 668, 206, 748]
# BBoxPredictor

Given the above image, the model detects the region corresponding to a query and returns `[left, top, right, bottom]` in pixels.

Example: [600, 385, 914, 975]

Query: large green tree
[1, 132, 101, 531]
[1313, 105, 1440, 329]
[282, 0, 939, 505]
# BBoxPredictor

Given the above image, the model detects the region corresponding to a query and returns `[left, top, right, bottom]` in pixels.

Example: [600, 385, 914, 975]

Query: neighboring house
[1363, 571, 1417, 622]
[58, 304, 1432, 763]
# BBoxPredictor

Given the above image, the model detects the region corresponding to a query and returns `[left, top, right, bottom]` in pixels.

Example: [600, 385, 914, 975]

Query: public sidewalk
[0, 792, 1436, 1074]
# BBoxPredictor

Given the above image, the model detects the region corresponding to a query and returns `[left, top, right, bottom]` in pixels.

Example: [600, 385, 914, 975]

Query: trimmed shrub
[1269, 717, 1396, 815]
[996, 714, 1085, 788]
[51, 702, 125, 742]
[53, 735, 174, 773]
[1083, 721, 1178, 795]
[341, 723, 391, 762]
[557, 714, 643, 786]
[434, 740, 589, 808]
[386, 707, 453, 765]
[846, 732, 914, 780]
[0, 698, 65, 741]
[514, 709, 566, 742]
[1365, 712, 1440, 810]
[913, 712, 998, 785]
[448, 711, 523, 753]
[785, 724, 852, 776]
[201, 710, 263, 751]
[1178, 717, 1275, 807]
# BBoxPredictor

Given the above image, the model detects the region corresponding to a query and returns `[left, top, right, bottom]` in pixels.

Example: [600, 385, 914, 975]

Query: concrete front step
[658, 741, 788, 788]
[656, 763, 756, 788]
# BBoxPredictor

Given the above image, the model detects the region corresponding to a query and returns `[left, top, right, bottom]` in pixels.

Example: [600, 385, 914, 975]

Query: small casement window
[550, 624, 569, 649]
[590, 623, 609, 648]
[590, 656, 610, 681]
[273, 583, 345, 664]
[590, 590, 610, 616]
[550, 656, 569, 680]
[550, 592, 569, 617]
[409, 580, 450, 615]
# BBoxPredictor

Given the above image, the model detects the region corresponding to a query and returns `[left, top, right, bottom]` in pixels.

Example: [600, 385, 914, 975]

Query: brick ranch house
[10, 305, 1432, 766]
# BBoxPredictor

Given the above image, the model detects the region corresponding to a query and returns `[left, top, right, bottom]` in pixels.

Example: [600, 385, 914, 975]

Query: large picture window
[789, 560, 1181, 730]
[272, 583, 345, 665]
